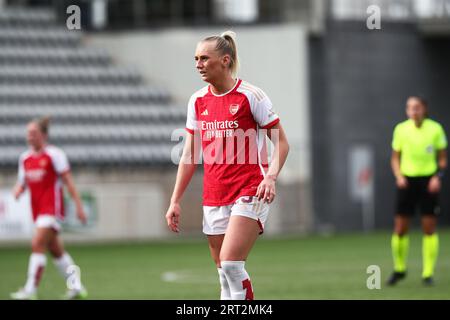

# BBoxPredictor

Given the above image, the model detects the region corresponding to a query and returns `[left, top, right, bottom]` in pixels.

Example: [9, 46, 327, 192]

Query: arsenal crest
[39, 159, 48, 167]
[229, 104, 239, 115]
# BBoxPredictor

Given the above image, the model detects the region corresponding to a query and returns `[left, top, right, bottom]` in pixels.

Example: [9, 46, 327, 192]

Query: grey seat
[0, 8, 56, 27]
[0, 6, 182, 168]
[0, 47, 110, 66]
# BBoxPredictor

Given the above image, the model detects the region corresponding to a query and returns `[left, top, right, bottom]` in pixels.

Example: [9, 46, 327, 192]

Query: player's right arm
[391, 151, 407, 189]
[13, 154, 26, 200]
[165, 132, 199, 233]
[13, 184, 25, 200]
[391, 124, 407, 189]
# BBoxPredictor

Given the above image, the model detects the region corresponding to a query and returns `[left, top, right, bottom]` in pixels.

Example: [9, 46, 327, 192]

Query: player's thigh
[203, 205, 230, 237]
[417, 177, 439, 234]
[395, 183, 415, 217]
[418, 181, 439, 211]
[421, 215, 437, 235]
[31, 227, 55, 252]
[47, 233, 65, 258]
[394, 215, 411, 235]
[220, 215, 260, 261]
[207, 234, 225, 267]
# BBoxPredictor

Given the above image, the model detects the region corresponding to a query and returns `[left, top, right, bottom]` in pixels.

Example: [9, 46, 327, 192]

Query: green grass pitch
[1, 229, 449, 299]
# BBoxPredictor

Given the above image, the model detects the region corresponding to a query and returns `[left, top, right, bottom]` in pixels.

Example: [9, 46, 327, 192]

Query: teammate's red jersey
[18, 145, 70, 221]
[186, 79, 280, 206]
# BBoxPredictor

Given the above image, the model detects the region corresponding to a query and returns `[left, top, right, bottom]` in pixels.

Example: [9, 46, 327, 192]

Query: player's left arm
[256, 122, 290, 203]
[13, 155, 26, 200]
[429, 149, 447, 193]
[437, 149, 447, 172]
[429, 127, 448, 193]
[61, 171, 87, 224]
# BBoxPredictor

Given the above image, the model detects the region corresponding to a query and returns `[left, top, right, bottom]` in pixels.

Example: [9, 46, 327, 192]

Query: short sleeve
[251, 92, 280, 129]
[185, 94, 198, 135]
[17, 155, 26, 187]
[435, 125, 448, 150]
[392, 125, 402, 152]
[49, 147, 70, 174]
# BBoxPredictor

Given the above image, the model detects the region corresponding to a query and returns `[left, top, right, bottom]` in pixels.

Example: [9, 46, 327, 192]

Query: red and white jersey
[18, 145, 70, 221]
[186, 79, 280, 206]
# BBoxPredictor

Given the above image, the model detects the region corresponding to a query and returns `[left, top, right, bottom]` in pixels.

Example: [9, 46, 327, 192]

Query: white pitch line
[161, 270, 217, 284]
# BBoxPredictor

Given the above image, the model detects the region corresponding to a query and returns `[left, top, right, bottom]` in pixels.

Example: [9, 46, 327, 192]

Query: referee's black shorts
[396, 176, 440, 216]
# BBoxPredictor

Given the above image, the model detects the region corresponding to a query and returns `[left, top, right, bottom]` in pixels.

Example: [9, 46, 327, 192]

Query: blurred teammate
[388, 96, 447, 286]
[165, 31, 290, 299]
[10, 117, 88, 300]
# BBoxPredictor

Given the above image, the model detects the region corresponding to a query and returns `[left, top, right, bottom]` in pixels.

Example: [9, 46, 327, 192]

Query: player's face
[195, 41, 228, 83]
[26, 122, 46, 150]
[406, 98, 426, 122]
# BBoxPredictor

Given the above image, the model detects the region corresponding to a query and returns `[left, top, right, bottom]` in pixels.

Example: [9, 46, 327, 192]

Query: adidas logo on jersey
[201, 109, 209, 116]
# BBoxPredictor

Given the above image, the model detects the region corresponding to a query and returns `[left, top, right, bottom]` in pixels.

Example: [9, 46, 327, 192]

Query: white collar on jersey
[209, 78, 240, 97]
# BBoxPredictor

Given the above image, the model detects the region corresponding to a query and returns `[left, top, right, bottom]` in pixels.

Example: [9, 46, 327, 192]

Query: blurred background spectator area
[0, 0, 450, 243]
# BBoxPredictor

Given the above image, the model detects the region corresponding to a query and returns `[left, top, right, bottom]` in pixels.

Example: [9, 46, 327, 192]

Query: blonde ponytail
[31, 116, 51, 135]
[220, 30, 239, 77]
[203, 30, 240, 78]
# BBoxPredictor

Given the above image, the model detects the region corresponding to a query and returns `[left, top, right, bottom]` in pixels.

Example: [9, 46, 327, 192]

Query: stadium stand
[0, 7, 185, 168]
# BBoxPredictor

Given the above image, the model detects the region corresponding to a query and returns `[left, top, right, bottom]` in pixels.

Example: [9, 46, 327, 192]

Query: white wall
[86, 24, 311, 182]
[0, 169, 205, 244]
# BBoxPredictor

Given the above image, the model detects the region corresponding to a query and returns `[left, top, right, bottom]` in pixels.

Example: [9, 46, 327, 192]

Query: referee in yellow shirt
[388, 96, 448, 286]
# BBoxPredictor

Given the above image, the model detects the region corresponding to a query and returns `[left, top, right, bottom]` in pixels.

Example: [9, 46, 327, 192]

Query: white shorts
[35, 215, 62, 233]
[202, 196, 270, 235]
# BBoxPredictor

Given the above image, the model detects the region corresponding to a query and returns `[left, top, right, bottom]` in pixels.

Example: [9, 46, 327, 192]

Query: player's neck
[413, 118, 424, 128]
[31, 143, 47, 154]
[210, 77, 237, 95]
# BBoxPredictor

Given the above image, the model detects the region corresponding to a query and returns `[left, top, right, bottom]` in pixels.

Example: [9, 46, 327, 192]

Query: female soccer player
[10, 117, 88, 300]
[165, 31, 290, 300]
[388, 96, 447, 286]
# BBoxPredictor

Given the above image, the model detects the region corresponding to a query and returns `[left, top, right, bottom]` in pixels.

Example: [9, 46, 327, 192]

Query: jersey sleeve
[50, 147, 70, 174]
[435, 124, 448, 150]
[250, 90, 280, 129]
[185, 94, 198, 135]
[17, 155, 26, 187]
[392, 124, 402, 152]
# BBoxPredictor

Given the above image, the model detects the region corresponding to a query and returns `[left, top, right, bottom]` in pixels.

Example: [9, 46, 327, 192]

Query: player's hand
[396, 176, 408, 189]
[13, 185, 24, 200]
[165, 202, 181, 233]
[256, 175, 276, 204]
[76, 207, 88, 225]
[428, 175, 441, 193]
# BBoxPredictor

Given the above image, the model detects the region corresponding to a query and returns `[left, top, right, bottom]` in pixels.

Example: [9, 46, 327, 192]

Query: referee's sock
[422, 233, 439, 278]
[391, 234, 409, 273]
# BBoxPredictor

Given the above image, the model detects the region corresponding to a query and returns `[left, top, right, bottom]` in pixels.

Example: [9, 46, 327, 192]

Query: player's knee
[31, 238, 46, 253]
[395, 230, 408, 237]
[395, 228, 408, 236]
[422, 225, 436, 235]
[47, 245, 62, 258]
[219, 250, 242, 262]
[394, 222, 408, 236]
[221, 260, 245, 278]
[421, 217, 436, 235]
